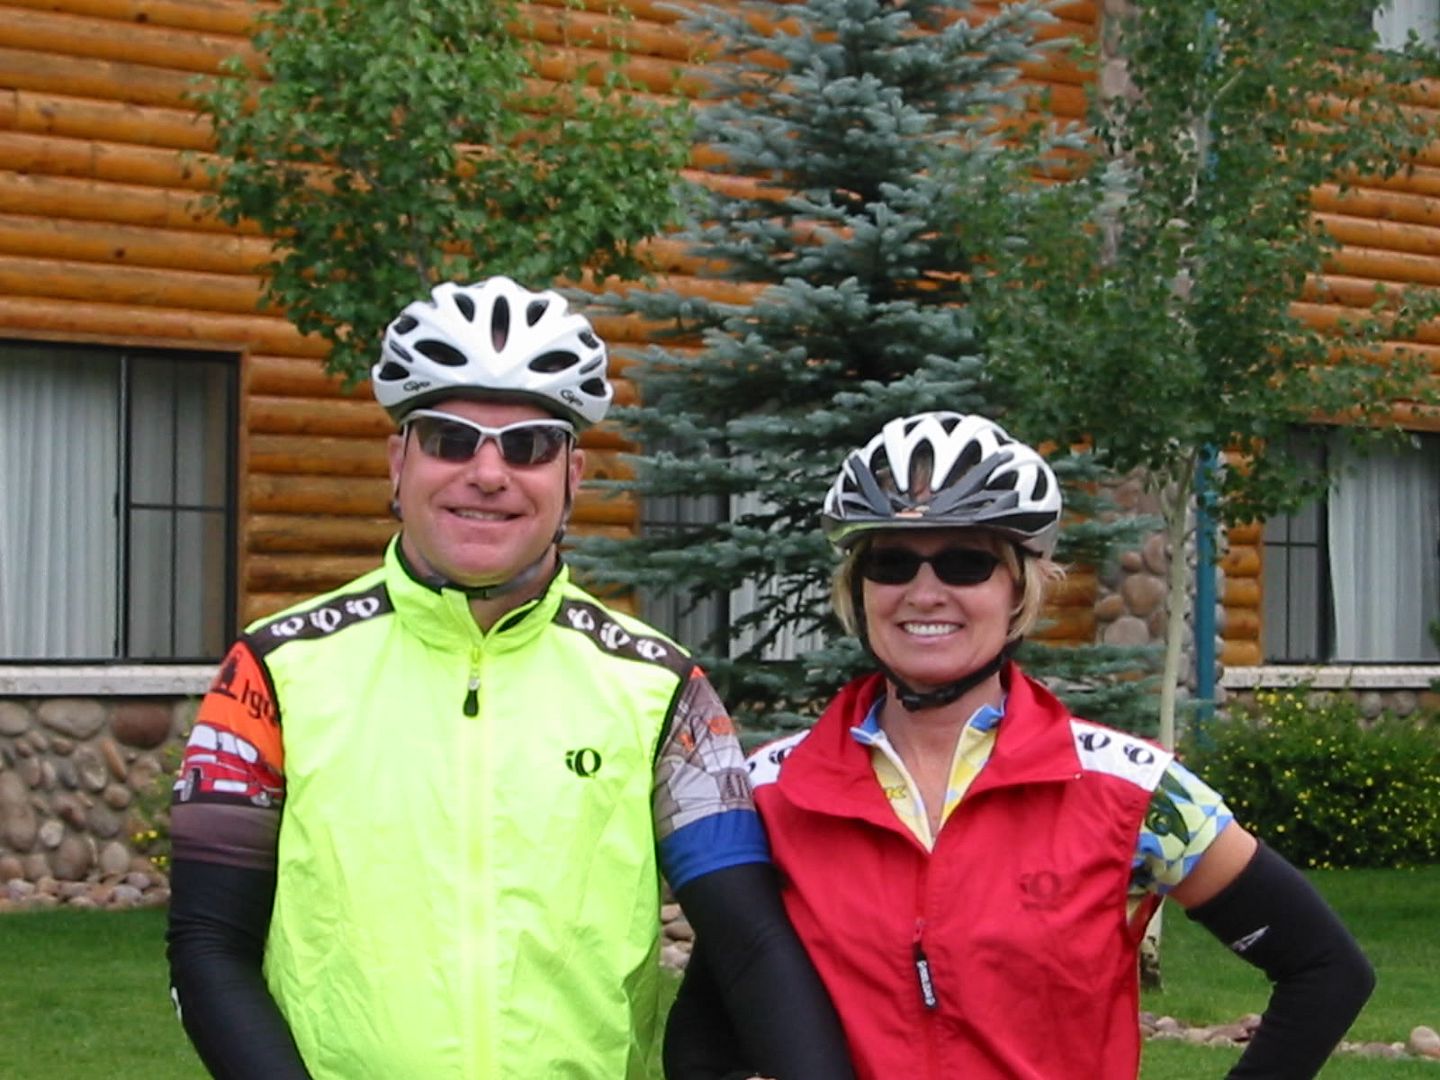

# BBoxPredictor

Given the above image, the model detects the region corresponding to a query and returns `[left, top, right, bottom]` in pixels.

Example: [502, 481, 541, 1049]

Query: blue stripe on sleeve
[659, 809, 771, 891]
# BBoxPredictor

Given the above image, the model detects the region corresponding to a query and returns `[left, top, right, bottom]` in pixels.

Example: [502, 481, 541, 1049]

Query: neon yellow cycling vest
[252, 541, 691, 1078]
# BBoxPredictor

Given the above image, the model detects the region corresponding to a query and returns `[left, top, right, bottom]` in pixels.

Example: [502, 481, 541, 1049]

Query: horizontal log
[249, 434, 388, 477]
[248, 472, 638, 525]
[1318, 211, 1440, 260]
[1313, 182, 1440, 231]
[530, 39, 710, 97]
[1223, 577, 1261, 610]
[582, 450, 635, 483]
[1221, 640, 1262, 668]
[244, 593, 311, 626]
[1221, 608, 1260, 642]
[0, 44, 203, 110]
[1324, 244, 1440, 288]
[1306, 98, 1440, 171]
[248, 397, 392, 438]
[1031, 607, 1095, 643]
[247, 513, 397, 555]
[1, 88, 213, 152]
[246, 552, 387, 593]
[1221, 546, 1260, 578]
[1045, 570, 1098, 608]
[1225, 521, 1263, 545]
[0, 129, 217, 191]
[0, 6, 251, 76]
[0, 169, 240, 233]
[519, 4, 698, 63]
[0, 209, 267, 275]
[247, 473, 406, 516]
[0, 293, 324, 356]
[0, 252, 264, 315]
[1332, 160, 1440, 202]
[3, 0, 256, 37]
[1291, 300, 1440, 350]
[245, 354, 353, 397]
[1344, 339, 1440, 375]
[1304, 272, 1435, 310]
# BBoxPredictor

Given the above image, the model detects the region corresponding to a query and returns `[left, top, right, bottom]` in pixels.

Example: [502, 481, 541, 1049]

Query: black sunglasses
[404, 409, 574, 467]
[858, 546, 1002, 587]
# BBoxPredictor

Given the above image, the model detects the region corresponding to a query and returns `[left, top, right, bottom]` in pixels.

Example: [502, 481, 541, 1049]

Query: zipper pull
[463, 651, 480, 717]
[913, 922, 938, 1010]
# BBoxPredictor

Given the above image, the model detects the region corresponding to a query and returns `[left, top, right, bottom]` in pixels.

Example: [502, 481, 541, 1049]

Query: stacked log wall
[0, 0, 1099, 634]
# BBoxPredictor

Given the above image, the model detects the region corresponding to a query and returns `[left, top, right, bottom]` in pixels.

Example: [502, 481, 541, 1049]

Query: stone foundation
[0, 696, 192, 891]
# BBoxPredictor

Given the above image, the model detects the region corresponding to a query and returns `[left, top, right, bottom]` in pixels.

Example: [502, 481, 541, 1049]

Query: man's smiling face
[387, 398, 583, 588]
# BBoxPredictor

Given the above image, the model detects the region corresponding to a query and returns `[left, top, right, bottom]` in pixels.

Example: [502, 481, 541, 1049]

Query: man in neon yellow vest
[167, 278, 853, 1079]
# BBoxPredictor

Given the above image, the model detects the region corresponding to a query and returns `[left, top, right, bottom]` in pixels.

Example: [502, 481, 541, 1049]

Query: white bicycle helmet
[372, 277, 612, 427]
[822, 412, 1062, 557]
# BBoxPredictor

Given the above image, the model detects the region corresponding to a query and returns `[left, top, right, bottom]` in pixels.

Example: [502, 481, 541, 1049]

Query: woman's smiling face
[860, 529, 1018, 693]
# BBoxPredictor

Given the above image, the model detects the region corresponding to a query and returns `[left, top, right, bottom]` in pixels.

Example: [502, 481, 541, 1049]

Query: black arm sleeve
[668, 863, 855, 1080]
[664, 939, 755, 1080]
[1184, 842, 1375, 1080]
[166, 858, 311, 1080]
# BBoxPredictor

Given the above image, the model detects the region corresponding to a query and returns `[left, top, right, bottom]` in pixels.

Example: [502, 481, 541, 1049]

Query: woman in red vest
[666, 411, 1374, 1080]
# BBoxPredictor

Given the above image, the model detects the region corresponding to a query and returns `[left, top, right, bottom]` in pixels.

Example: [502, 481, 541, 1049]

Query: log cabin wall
[0, 0, 1100, 641]
[1220, 90, 1440, 669]
[7, 0, 1438, 667]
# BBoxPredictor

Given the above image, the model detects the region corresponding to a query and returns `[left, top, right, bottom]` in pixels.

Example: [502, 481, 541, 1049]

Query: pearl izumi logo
[565, 748, 603, 778]
[1018, 869, 1064, 911]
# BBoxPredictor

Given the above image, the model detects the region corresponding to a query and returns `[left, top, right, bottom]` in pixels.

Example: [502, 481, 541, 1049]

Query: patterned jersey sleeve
[1131, 758, 1236, 895]
[654, 668, 771, 891]
[169, 640, 285, 872]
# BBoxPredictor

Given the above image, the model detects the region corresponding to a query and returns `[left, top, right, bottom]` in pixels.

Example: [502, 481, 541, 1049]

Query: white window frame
[1374, 0, 1440, 48]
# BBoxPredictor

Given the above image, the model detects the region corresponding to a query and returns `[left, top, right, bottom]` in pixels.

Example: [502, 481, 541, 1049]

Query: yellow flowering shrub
[1183, 690, 1440, 869]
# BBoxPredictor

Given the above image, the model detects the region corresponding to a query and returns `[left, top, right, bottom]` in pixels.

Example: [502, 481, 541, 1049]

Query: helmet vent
[454, 293, 476, 322]
[530, 350, 579, 373]
[949, 441, 983, 484]
[870, 447, 894, 491]
[492, 297, 511, 351]
[910, 446, 936, 495]
[376, 361, 409, 381]
[416, 340, 469, 367]
[1031, 469, 1050, 501]
[579, 329, 600, 348]
[392, 315, 419, 334]
[580, 378, 607, 397]
[526, 300, 549, 326]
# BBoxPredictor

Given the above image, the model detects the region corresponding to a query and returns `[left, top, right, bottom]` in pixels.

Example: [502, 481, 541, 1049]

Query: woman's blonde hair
[831, 530, 1065, 642]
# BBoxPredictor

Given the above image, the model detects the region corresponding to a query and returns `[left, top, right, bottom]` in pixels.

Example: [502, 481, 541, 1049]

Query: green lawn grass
[1137, 865, 1440, 1078]
[0, 865, 1434, 1079]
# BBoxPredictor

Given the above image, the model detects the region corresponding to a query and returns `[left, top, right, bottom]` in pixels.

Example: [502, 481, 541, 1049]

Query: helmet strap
[850, 574, 1015, 712]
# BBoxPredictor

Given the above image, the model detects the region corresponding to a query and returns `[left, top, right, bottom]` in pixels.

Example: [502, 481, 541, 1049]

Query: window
[640, 483, 825, 661]
[1373, 0, 1440, 48]
[0, 341, 237, 661]
[640, 487, 733, 653]
[1263, 429, 1440, 663]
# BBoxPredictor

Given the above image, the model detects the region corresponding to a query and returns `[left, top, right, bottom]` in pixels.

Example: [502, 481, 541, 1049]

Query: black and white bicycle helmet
[822, 412, 1061, 558]
[372, 278, 612, 427]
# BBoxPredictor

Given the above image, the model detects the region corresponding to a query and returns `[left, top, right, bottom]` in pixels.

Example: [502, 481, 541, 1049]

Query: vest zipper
[463, 648, 481, 716]
[913, 918, 938, 1010]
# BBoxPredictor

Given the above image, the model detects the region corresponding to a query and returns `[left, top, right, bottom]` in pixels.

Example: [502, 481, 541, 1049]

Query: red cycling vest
[748, 666, 1169, 1080]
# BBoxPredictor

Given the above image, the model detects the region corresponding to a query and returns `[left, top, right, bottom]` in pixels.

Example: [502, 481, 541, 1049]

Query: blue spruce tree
[574, 0, 1157, 736]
